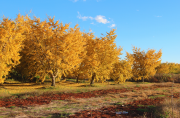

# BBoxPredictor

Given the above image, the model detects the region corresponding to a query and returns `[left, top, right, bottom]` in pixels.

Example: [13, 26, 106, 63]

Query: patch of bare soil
[0, 83, 179, 118]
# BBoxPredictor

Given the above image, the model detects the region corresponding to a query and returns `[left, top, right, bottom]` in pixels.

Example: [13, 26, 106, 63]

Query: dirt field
[0, 79, 180, 118]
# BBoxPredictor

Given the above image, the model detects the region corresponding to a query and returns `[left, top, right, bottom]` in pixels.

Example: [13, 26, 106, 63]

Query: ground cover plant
[0, 78, 180, 118]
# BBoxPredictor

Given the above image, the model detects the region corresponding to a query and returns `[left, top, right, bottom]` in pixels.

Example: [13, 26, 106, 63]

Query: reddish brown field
[0, 80, 180, 118]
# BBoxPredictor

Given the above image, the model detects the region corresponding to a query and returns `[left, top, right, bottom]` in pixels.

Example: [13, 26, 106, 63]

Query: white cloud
[109, 24, 116, 28]
[77, 12, 111, 25]
[81, 16, 89, 21]
[77, 12, 94, 21]
[89, 16, 93, 20]
[94, 15, 110, 24]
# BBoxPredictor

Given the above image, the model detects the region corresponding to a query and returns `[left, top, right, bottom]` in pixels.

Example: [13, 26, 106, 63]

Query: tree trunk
[49, 71, 59, 87]
[142, 76, 144, 84]
[90, 73, 96, 85]
[51, 76, 56, 87]
[61, 73, 66, 81]
[76, 74, 80, 83]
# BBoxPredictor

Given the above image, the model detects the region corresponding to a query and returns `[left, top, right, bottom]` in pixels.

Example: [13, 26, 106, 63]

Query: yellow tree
[61, 31, 97, 84]
[65, 31, 104, 84]
[177, 64, 180, 74]
[14, 15, 87, 87]
[63, 46, 88, 83]
[110, 52, 134, 84]
[167, 63, 180, 74]
[72, 29, 122, 85]
[155, 62, 169, 74]
[68, 29, 122, 85]
[0, 14, 26, 84]
[128, 46, 162, 83]
[66, 62, 90, 83]
[93, 30, 123, 83]
[76, 32, 101, 85]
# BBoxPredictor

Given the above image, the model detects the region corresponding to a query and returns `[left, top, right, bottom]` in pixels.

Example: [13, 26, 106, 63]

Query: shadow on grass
[49, 112, 74, 118]
[0, 85, 64, 100]
[78, 84, 100, 87]
[47, 104, 158, 118]
[1, 82, 41, 86]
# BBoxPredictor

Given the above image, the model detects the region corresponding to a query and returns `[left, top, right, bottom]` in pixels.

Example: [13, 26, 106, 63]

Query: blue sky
[0, 0, 180, 64]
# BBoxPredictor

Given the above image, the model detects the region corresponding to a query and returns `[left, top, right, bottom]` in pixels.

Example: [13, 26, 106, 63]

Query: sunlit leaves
[129, 46, 162, 82]
[94, 30, 122, 83]
[13, 14, 87, 86]
[110, 57, 134, 83]
[0, 14, 26, 84]
[167, 63, 180, 74]
[155, 62, 169, 74]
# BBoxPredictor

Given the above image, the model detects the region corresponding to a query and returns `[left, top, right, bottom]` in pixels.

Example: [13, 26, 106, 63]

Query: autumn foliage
[0, 15, 26, 84]
[155, 62, 169, 74]
[1, 13, 179, 86]
[126, 46, 162, 82]
[13, 15, 87, 87]
[110, 52, 134, 83]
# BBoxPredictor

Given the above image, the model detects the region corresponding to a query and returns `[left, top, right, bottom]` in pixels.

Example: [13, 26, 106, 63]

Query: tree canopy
[0, 14, 26, 84]
[14, 15, 87, 86]
[127, 46, 162, 82]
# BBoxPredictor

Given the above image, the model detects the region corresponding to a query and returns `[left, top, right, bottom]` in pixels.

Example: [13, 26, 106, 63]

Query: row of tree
[0, 14, 164, 86]
[155, 62, 180, 74]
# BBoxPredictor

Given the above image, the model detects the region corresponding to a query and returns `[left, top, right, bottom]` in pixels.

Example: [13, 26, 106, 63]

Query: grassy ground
[0, 78, 180, 118]
[0, 78, 151, 99]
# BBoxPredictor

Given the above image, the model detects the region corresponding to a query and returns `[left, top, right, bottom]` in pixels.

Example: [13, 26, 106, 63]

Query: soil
[0, 82, 179, 118]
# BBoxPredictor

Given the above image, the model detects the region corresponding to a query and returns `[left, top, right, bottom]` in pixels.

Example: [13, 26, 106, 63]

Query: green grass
[0, 77, 169, 102]
[137, 108, 150, 112]
[137, 104, 144, 107]
[148, 105, 156, 108]
[1, 82, 122, 101]
[137, 105, 156, 108]
[9, 106, 16, 109]
[155, 88, 161, 91]
[163, 90, 168, 92]
[124, 85, 130, 90]
[75, 89, 82, 93]
[159, 111, 170, 118]
[149, 95, 165, 99]
[132, 89, 136, 92]
[113, 102, 124, 105]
